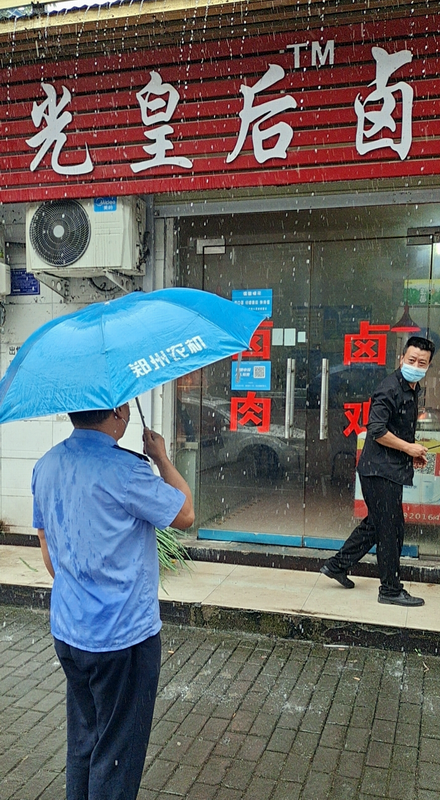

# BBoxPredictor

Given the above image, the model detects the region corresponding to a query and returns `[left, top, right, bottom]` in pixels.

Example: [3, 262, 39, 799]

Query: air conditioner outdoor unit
[26, 196, 147, 278]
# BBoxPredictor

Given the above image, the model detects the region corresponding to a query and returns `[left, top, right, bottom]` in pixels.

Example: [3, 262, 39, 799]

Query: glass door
[178, 242, 311, 544]
[305, 235, 434, 550]
[176, 208, 440, 555]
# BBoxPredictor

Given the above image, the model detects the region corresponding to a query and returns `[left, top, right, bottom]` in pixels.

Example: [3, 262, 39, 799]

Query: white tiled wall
[0, 201, 166, 536]
[0, 268, 82, 533]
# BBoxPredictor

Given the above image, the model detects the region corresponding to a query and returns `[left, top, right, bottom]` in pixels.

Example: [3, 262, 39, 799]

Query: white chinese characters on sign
[130, 71, 193, 173]
[354, 47, 413, 160]
[26, 83, 93, 175]
[129, 336, 207, 377]
[226, 64, 297, 164]
[25, 43, 417, 180]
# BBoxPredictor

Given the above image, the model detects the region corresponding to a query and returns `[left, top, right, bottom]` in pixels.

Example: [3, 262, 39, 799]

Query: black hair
[68, 409, 113, 427]
[403, 336, 436, 362]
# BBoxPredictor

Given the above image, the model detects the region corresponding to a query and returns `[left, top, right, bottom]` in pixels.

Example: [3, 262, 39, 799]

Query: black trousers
[54, 632, 161, 800]
[327, 474, 405, 596]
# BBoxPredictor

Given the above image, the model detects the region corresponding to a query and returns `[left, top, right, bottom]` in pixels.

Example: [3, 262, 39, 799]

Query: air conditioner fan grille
[29, 200, 91, 267]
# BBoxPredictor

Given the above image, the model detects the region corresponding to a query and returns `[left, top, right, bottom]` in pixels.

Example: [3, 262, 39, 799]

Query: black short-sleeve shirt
[357, 368, 420, 486]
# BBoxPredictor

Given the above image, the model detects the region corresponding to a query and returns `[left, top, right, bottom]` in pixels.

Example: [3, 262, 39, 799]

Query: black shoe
[320, 564, 355, 589]
[378, 589, 425, 607]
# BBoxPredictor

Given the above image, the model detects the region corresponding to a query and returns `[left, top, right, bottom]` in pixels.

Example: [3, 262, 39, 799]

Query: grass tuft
[156, 526, 192, 590]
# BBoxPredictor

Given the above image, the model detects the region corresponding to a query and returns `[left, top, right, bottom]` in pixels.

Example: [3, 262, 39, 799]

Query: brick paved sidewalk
[1, 606, 440, 800]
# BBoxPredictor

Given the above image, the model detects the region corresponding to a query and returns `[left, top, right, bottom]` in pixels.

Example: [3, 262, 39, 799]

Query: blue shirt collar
[70, 428, 117, 446]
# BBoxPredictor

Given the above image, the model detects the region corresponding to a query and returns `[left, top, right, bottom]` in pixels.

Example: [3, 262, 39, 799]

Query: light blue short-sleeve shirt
[32, 429, 186, 652]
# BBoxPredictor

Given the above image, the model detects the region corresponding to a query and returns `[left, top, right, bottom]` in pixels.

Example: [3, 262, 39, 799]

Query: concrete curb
[159, 598, 440, 656]
[0, 582, 51, 609]
[2, 582, 440, 655]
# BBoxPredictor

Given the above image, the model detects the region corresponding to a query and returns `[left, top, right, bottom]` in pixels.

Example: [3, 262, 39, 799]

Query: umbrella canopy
[0, 288, 263, 423]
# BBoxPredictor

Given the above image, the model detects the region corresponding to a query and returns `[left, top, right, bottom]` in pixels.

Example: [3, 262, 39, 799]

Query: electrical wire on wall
[88, 278, 120, 295]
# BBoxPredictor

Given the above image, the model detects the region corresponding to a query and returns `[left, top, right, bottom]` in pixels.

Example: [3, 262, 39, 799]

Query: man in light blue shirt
[32, 403, 194, 800]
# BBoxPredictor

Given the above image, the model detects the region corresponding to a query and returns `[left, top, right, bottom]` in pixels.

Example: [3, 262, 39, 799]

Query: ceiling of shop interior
[0, 0, 435, 66]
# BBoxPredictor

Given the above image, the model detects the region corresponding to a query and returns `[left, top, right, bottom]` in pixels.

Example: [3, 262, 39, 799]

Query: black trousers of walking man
[327, 473, 404, 596]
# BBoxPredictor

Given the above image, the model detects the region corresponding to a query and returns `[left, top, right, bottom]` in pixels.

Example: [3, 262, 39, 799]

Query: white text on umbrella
[128, 336, 207, 377]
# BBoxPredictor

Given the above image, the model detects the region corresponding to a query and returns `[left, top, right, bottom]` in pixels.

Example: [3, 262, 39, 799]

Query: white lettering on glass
[26, 83, 93, 175]
[130, 71, 193, 173]
[354, 46, 413, 160]
[226, 64, 297, 165]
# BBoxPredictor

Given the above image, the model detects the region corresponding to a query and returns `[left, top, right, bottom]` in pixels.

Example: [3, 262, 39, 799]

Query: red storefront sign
[2, 15, 440, 202]
[343, 400, 371, 437]
[343, 321, 390, 366]
[230, 393, 271, 433]
[232, 320, 273, 360]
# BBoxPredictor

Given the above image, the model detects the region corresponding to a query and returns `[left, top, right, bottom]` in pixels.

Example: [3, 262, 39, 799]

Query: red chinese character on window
[230, 392, 271, 432]
[343, 321, 390, 366]
[343, 399, 371, 437]
[232, 320, 273, 360]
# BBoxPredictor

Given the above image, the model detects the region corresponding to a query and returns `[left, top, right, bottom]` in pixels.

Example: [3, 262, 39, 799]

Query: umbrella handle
[135, 396, 146, 428]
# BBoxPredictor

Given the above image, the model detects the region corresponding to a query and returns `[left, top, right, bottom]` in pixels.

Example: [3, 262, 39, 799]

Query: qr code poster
[231, 361, 271, 392]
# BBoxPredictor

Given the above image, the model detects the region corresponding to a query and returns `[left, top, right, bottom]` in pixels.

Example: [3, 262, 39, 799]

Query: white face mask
[401, 363, 427, 383]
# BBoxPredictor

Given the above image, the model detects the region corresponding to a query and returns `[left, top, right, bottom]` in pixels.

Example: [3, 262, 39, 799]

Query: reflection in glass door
[178, 242, 311, 543]
[176, 209, 440, 555]
[305, 236, 434, 550]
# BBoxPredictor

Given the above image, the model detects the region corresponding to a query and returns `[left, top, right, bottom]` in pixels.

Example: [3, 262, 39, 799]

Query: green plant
[156, 526, 192, 589]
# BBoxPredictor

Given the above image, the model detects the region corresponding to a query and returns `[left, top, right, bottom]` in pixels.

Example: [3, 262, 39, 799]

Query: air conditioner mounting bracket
[103, 270, 134, 294]
[36, 273, 71, 300]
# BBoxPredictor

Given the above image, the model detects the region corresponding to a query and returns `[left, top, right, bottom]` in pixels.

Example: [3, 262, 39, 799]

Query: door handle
[284, 357, 296, 439]
[319, 358, 329, 440]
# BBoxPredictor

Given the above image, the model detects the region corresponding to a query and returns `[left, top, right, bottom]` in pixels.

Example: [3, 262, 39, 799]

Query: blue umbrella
[0, 288, 263, 423]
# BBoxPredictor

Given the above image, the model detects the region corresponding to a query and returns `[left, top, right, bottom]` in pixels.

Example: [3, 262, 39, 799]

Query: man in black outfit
[320, 335, 436, 607]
